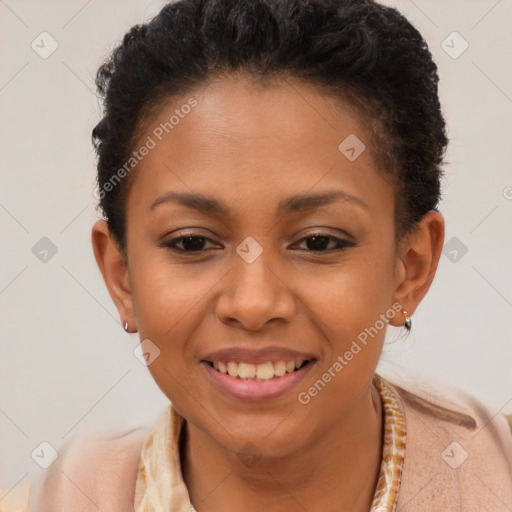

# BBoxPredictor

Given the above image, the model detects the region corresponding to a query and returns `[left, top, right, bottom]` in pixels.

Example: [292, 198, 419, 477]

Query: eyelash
[161, 232, 356, 255]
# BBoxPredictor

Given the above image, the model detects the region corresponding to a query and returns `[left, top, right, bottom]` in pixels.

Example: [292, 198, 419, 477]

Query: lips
[201, 346, 316, 365]
[200, 346, 317, 399]
[202, 360, 315, 401]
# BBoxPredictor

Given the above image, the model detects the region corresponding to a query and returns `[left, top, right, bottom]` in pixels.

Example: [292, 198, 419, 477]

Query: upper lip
[201, 346, 317, 364]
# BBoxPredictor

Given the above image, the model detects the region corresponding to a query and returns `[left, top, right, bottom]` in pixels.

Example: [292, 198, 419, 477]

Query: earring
[403, 310, 412, 331]
[124, 321, 129, 333]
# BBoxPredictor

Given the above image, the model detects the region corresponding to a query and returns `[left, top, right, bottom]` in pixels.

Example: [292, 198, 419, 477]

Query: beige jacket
[3, 380, 511, 512]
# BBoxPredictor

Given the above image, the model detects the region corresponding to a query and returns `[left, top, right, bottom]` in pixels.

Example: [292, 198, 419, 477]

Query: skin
[92, 76, 444, 511]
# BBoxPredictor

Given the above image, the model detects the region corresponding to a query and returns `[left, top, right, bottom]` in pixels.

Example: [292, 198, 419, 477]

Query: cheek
[130, 241, 225, 331]
[293, 252, 394, 424]
[305, 246, 396, 337]
[130, 262, 213, 402]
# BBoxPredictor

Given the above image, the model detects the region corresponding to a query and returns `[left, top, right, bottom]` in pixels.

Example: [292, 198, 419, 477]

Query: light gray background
[1, 0, 511, 492]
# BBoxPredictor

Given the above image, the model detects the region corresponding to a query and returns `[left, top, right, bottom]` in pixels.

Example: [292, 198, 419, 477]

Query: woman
[19, 0, 512, 510]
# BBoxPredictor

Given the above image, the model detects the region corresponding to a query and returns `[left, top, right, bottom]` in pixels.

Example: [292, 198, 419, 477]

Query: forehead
[126, 76, 392, 219]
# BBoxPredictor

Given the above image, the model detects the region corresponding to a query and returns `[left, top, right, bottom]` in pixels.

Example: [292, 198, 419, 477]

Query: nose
[215, 246, 296, 331]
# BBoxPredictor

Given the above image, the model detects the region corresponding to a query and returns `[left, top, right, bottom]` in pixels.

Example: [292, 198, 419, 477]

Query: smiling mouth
[203, 359, 315, 381]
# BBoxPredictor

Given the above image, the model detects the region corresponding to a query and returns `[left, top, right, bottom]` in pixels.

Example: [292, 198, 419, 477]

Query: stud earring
[403, 310, 412, 331]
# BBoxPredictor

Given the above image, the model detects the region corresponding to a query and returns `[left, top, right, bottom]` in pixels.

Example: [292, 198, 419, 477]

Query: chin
[211, 418, 310, 460]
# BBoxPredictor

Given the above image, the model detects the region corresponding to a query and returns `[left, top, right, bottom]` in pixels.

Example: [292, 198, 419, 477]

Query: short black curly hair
[92, 0, 447, 257]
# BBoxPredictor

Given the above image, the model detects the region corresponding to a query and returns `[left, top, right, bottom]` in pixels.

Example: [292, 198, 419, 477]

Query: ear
[91, 220, 136, 331]
[389, 210, 445, 327]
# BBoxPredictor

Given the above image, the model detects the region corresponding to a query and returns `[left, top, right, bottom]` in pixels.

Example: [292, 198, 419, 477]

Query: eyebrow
[149, 189, 369, 215]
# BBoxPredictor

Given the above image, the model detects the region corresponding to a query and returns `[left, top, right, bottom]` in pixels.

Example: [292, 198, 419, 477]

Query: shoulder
[388, 377, 512, 511]
[27, 427, 149, 512]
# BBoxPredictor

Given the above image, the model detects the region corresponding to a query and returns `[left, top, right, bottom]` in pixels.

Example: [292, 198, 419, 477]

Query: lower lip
[201, 361, 315, 402]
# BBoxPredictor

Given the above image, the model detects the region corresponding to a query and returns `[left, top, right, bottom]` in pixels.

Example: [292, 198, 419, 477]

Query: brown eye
[162, 234, 216, 253]
[160, 232, 356, 255]
[294, 233, 356, 252]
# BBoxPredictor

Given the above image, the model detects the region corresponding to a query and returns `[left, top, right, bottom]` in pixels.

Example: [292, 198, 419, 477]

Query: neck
[181, 382, 384, 512]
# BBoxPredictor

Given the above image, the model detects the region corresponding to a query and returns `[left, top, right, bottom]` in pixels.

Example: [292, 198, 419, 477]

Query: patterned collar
[134, 373, 406, 511]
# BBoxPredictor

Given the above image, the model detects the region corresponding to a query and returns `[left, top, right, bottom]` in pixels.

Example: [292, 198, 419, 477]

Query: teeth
[227, 362, 238, 377]
[210, 359, 309, 381]
[274, 361, 286, 377]
[286, 361, 295, 373]
[238, 363, 256, 379]
[256, 362, 274, 380]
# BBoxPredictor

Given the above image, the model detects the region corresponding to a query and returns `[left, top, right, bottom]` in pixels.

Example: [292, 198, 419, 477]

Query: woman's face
[121, 77, 403, 457]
